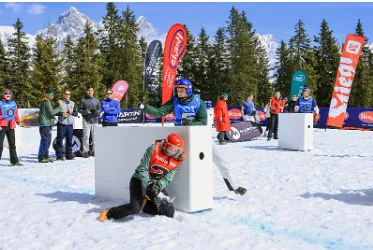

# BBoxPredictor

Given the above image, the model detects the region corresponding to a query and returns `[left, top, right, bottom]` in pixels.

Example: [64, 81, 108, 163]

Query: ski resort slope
[1, 127, 373, 250]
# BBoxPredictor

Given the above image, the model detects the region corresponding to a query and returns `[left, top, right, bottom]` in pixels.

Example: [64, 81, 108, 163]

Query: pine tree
[226, 7, 260, 105]
[194, 27, 209, 98]
[275, 40, 293, 96]
[349, 19, 373, 107]
[99, 2, 122, 89]
[62, 36, 76, 93]
[138, 36, 147, 61]
[206, 27, 228, 103]
[0, 38, 8, 89]
[289, 19, 317, 97]
[177, 25, 197, 83]
[119, 5, 143, 108]
[74, 21, 104, 101]
[313, 19, 340, 106]
[7, 18, 32, 108]
[256, 42, 272, 107]
[31, 35, 63, 107]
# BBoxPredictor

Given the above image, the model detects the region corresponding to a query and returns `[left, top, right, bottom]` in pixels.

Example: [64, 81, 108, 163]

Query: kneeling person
[98, 133, 185, 222]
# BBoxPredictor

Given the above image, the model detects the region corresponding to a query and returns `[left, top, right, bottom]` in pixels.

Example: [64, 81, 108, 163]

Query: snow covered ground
[1, 126, 373, 250]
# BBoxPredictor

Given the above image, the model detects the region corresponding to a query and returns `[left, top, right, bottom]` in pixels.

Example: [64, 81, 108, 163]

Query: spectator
[294, 87, 320, 122]
[38, 88, 62, 163]
[79, 86, 101, 158]
[263, 97, 272, 137]
[98, 133, 185, 222]
[241, 93, 256, 123]
[101, 89, 121, 127]
[281, 97, 289, 113]
[56, 89, 78, 161]
[267, 91, 283, 141]
[288, 94, 298, 113]
[0, 89, 23, 166]
[214, 92, 231, 145]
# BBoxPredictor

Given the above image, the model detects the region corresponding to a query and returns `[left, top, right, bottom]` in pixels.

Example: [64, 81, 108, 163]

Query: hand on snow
[139, 103, 145, 110]
[145, 183, 161, 201]
[181, 118, 190, 125]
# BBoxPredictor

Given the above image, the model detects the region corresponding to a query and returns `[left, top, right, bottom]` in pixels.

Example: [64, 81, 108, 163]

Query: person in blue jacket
[294, 86, 319, 118]
[101, 89, 121, 127]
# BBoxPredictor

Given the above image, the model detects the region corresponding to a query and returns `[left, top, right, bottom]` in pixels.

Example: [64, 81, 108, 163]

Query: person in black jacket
[287, 94, 298, 113]
[78, 86, 101, 158]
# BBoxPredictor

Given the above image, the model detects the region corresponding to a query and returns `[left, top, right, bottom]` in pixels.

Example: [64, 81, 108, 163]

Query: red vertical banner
[161, 24, 187, 125]
[326, 34, 365, 128]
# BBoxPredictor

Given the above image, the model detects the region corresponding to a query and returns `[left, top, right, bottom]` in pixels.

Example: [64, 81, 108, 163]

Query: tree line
[0, 3, 372, 109]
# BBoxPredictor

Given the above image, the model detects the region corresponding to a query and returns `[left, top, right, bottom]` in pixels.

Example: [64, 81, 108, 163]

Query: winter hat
[3, 89, 12, 96]
[46, 88, 55, 95]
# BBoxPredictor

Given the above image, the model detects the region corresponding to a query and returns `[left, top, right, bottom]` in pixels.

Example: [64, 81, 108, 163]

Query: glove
[313, 112, 320, 123]
[139, 103, 145, 110]
[251, 110, 257, 115]
[181, 118, 190, 125]
[145, 183, 161, 201]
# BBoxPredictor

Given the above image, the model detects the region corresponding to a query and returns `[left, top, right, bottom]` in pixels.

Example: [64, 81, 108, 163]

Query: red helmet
[162, 133, 184, 158]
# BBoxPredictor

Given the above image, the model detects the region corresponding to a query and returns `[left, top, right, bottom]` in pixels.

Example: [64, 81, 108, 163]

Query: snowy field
[1, 126, 373, 250]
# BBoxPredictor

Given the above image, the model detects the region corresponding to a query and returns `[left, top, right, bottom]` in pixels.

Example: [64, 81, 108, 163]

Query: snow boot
[12, 162, 23, 167]
[56, 157, 66, 161]
[38, 158, 49, 163]
[234, 186, 247, 195]
[98, 208, 110, 222]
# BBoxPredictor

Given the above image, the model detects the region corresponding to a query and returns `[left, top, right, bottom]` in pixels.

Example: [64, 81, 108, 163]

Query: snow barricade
[95, 125, 213, 213]
[278, 113, 313, 151]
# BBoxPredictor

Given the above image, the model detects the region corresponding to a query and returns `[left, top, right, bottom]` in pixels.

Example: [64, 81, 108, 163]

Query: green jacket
[144, 95, 207, 125]
[132, 144, 179, 190]
[38, 98, 61, 127]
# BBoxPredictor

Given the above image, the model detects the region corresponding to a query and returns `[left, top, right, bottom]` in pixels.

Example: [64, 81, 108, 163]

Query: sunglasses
[4, 92, 11, 95]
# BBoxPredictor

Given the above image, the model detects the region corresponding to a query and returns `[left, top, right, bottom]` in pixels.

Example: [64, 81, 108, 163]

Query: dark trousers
[38, 126, 52, 160]
[265, 117, 271, 132]
[107, 177, 175, 220]
[0, 124, 19, 164]
[56, 123, 73, 158]
[102, 122, 118, 127]
[217, 131, 227, 143]
[267, 114, 279, 139]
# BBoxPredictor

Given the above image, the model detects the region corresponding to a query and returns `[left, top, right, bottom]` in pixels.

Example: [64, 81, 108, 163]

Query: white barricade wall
[4, 125, 21, 149]
[278, 113, 313, 151]
[206, 108, 214, 127]
[73, 112, 83, 130]
[95, 125, 213, 213]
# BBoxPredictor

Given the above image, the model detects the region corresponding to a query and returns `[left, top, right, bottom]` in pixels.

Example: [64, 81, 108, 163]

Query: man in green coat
[140, 78, 247, 195]
[38, 88, 63, 163]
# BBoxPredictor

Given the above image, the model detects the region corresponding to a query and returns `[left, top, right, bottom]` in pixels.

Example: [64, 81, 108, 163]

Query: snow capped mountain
[256, 34, 279, 78]
[0, 25, 36, 49]
[36, 6, 102, 52]
[136, 16, 167, 47]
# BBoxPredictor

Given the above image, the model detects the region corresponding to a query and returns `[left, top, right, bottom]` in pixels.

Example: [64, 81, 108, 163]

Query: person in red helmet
[98, 133, 185, 222]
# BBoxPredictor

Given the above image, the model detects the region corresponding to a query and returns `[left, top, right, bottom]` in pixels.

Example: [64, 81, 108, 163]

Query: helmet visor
[164, 142, 182, 158]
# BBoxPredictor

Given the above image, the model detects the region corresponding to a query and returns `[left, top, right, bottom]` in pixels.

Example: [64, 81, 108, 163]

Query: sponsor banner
[226, 121, 263, 142]
[326, 34, 365, 128]
[19, 108, 39, 127]
[117, 108, 143, 123]
[289, 70, 307, 99]
[144, 40, 162, 90]
[228, 107, 269, 126]
[111, 80, 128, 102]
[161, 23, 187, 125]
[316, 107, 373, 129]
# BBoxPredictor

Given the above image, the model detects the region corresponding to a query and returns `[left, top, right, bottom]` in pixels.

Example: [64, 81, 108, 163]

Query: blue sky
[1, 2, 373, 44]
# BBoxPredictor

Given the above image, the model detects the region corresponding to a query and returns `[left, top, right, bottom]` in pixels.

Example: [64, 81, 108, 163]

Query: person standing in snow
[0, 89, 23, 166]
[38, 88, 63, 163]
[287, 94, 298, 113]
[263, 98, 272, 137]
[267, 91, 283, 141]
[214, 92, 231, 145]
[56, 89, 78, 161]
[78, 86, 101, 158]
[139, 78, 247, 195]
[101, 89, 121, 127]
[98, 133, 185, 222]
[294, 86, 320, 122]
[241, 93, 257, 123]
